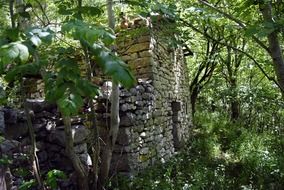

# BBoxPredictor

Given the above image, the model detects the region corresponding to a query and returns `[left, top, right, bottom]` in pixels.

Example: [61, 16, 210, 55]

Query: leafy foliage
[111, 112, 284, 190]
[19, 179, 36, 190]
[45, 169, 67, 189]
[44, 53, 99, 116]
[0, 42, 29, 65]
[61, 19, 135, 88]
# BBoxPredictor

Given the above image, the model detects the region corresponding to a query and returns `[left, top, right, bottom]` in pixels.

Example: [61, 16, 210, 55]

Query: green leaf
[57, 90, 83, 116]
[30, 35, 42, 47]
[61, 20, 135, 89]
[46, 169, 67, 189]
[3, 28, 21, 41]
[76, 79, 100, 97]
[5, 44, 20, 61]
[15, 43, 29, 62]
[62, 20, 115, 46]
[91, 48, 136, 89]
[26, 27, 54, 45]
[0, 155, 12, 166]
[0, 42, 29, 65]
[5, 63, 40, 82]
[78, 6, 103, 17]
[19, 179, 36, 190]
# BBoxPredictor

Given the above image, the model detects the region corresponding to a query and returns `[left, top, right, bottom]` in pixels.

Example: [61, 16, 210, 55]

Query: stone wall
[97, 19, 192, 174]
[0, 17, 192, 186]
[0, 100, 91, 189]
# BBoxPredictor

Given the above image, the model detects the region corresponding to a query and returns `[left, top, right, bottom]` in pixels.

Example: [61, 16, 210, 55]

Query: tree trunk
[16, 1, 44, 188]
[82, 46, 100, 190]
[0, 166, 7, 190]
[99, 1, 120, 189]
[230, 100, 239, 120]
[99, 80, 120, 189]
[229, 80, 240, 121]
[23, 100, 44, 189]
[190, 86, 199, 116]
[63, 116, 89, 190]
[9, 0, 15, 28]
[260, 2, 284, 94]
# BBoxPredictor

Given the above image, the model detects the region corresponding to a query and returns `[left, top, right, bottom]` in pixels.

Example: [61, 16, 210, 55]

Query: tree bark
[16, 1, 44, 188]
[198, 0, 284, 94]
[99, 0, 120, 189]
[190, 86, 199, 116]
[260, 2, 284, 94]
[23, 99, 44, 189]
[9, 0, 15, 28]
[63, 116, 89, 190]
[229, 80, 240, 121]
[0, 164, 7, 190]
[82, 46, 100, 190]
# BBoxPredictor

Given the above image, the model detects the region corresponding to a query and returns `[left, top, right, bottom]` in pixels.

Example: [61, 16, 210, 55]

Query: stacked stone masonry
[1, 100, 91, 189]
[97, 19, 192, 174]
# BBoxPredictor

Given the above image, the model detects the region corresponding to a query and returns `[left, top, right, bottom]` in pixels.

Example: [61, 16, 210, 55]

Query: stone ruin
[0, 16, 192, 188]
[98, 18, 193, 173]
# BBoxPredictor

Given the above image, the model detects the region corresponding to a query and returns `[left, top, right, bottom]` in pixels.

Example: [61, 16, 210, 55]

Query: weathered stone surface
[74, 143, 87, 154]
[78, 153, 92, 166]
[3, 108, 18, 124]
[38, 150, 48, 162]
[103, 28, 192, 171]
[139, 50, 152, 57]
[111, 153, 130, 172]
[49, 125, 89, 146]
[119, 116, 132, 127]
[0, 110, 4, 133]
[4, 122, 28, 139]
[126, 42, 150, 53]
[116, 129, 130, 145]
[0, 140, 20, 153]
[138, 36, 151, 43]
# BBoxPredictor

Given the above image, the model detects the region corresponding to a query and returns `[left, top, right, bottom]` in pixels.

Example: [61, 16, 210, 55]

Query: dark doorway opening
[171, 101, 181, 150]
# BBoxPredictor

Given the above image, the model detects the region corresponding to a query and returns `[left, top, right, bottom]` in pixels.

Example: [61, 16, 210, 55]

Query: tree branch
[181, 18, 283, 92]
[198, 0, 271, 54]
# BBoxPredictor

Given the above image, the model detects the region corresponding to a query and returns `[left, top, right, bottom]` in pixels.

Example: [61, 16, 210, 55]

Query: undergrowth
[110, 112, 284, 190]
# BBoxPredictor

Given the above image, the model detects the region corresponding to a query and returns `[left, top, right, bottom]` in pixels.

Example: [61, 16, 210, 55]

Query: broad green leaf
[0, 42, 29, 65]
[76, 79, 100, 97]
[57, 91, 83, 116]
[5, 45, 20, 61]
[5, 63, 40, 82]
[30, 35, 42, 47]
[26, 27, 54, 45]
[91, 48, 136, 89]
[15, 43, 29, 62]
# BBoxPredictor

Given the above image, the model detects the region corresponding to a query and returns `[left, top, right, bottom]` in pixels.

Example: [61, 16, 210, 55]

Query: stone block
[126, 42, 150, 53]
[138, 35, 151, 43]
[116, 128, 131, 145]
[49, 125, 89, 146]
[74, 143, 87, 154]
[0, 110, 4, 133]
[139, 50, 152, 57]
[0, 140, 20, 154]
[140, 147, 149, 154]
[111, 153, 130, 172]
